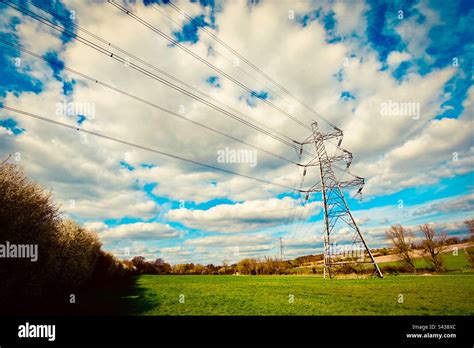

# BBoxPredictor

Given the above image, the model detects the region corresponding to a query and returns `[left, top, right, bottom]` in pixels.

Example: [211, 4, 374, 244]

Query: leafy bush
[380, 263, 413, 275]
[55, 219, 102, 289]
[466, 249, 474, 268]
[0, 162, 121, 309]
[336, 263, 364, 275]
[92, 250, 134, 282]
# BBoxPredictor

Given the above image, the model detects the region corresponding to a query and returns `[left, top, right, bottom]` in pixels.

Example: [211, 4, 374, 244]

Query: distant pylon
[279, 237, 284, 260]
[296, 122, 383, 279]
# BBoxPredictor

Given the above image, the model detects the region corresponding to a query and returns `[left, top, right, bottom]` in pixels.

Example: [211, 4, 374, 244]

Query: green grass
[378, 247, 473, 272]
[79, 274, 474, 316]
[72, 248, 474, 316]
[290, 247, 473, 274]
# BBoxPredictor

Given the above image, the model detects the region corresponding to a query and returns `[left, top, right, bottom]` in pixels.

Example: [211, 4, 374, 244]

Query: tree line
[0, 162, 134, 313]
[128, 256, 295, 275]
[128, 222, 474, 276]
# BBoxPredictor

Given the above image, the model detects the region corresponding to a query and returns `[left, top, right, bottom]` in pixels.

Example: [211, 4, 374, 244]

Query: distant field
[290, 246, 473, 274]
[377, 247, 473, 270]
[80, 274, 474, 316]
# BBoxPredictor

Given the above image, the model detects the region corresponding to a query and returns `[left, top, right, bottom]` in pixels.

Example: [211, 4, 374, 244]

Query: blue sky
[0, 0, 472, 264]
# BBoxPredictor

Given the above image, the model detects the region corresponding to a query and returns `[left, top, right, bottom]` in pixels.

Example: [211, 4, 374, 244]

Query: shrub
[337, 263, 359, 275]
[92, 250, 134, 282]
[466, 249, 474, 268]
[0, 162, 62, 303]
[380, 263, 412, 275]
[54, 219, 102, 289]
[0, 162, 117, 309]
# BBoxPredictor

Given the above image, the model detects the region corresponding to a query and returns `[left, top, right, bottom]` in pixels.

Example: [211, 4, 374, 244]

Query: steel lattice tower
[296, 122, 383, 278]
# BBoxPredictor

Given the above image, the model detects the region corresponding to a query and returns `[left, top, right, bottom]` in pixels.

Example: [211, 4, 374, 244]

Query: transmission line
[0, 38, 303, 167]
[0, 105, 302, 192]
[2, 1, 305, 158]
[26, 0, 302, 153]
[167, 1, 339, 130]
[150, 2, 317, 126]
[15, 0, 323, 162]
[107, 0, 312, 131]
[6, 2, 361, 200]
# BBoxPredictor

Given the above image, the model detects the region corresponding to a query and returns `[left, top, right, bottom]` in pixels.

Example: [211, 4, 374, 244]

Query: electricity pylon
[279, 237, 284, 260]
[296, 122, 383, 279]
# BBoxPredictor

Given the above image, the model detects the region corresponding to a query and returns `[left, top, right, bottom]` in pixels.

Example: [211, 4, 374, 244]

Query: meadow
[71, 248, 474, 316]
[79, 273, 474, 316]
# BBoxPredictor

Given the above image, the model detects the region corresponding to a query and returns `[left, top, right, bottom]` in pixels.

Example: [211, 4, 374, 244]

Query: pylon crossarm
[300, 128, 343, 144]
[337, 177, 364, 189]
[303, 151, 352, 167]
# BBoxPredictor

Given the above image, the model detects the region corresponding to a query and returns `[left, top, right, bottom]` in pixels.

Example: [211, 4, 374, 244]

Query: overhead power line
[27, 0, 301, 153]
[0, 105, 302, 192]
[150, 3, 317, 126]
[107, 0, 312, 131]
[2, 0, 329, 167]
[2, 1, 360, 189]
[0, 36, 302, 166]
[167, 1, 339, 130]
[1, 1, 301, 157]
[12, 0, 324, 162]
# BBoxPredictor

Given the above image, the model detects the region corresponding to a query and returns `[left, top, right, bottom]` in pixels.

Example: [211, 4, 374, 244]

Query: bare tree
[419, 224, 447, 272]
[386, 224, 416, 272]
[464, 219, 474, 267]
[465, 219, 474, 237]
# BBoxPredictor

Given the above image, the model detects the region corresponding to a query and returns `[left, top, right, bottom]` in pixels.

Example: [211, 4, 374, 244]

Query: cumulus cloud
[92, 222, 183, 241]
[362, 86, 474, 196]
[107, 241, 161, 260]
[0, 0, 471, 263]
[386, 51, 411, 68]
[332, 1, 368, 37]
[1, 0, 462, 205]
[413, 194, 474, 216]
[65, 190, 159, 220]
[185, 233, 271, 247]
[166, 197, 321, 233]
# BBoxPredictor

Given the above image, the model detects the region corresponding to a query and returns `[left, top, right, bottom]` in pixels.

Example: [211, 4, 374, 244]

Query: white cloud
[108, 241, 161, 260]
[394, 2, 441, 59]
[332, 1, 368, 37]
[413, 194, 474, 216]
[386, 51, 411, 68]
[97, 222, 183, 241]
[64, 190, 159, 220]
[362, 87, 474, 196]
[83, 221, 108, 233]
[166, 197, 321, 233]
[0, 0, 471, 264]
[185, 233, 271, 247]
[1, 0, 460, 206]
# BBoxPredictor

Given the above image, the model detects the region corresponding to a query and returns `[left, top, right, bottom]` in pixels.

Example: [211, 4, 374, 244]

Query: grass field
[79, 274, 474, 316]
[378, 247, 473, 270]
[289, 246, 473, 274]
